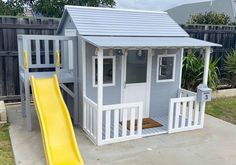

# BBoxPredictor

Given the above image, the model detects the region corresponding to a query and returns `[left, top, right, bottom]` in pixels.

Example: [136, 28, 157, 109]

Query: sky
[115, 0, 212, 11]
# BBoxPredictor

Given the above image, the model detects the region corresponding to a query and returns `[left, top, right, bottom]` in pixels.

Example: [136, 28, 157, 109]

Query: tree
[0, 0, 24, 16]
[33, 0, 116, 18]
[188, 11, 231, 25]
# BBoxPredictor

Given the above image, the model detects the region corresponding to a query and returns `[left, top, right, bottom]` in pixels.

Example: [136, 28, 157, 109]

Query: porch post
[203, 47, 211, 85]
[200, 47, 211, 128]
[97, 48, 103, 145]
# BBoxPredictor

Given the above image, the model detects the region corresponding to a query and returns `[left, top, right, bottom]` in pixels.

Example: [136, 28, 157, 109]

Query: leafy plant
[182, 51, 220, 91]
[224, 50, 236, 87]
[188, 11, 231, 25]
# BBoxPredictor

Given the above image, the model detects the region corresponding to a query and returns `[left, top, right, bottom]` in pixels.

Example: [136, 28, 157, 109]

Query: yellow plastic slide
[31, 75, 84, 165]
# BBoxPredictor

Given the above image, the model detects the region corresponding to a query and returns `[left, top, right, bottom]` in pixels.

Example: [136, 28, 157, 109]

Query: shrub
[182, 51, 220, 91]
[224, 50, 236, 87]
[188, 11, 231, 25]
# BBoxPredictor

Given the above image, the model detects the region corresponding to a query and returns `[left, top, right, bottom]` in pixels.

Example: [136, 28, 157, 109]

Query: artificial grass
[0, 124, 15, 165]
[206, 97, 236, 125]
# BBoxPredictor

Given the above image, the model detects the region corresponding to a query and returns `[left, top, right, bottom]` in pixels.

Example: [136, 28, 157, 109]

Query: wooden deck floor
[102, 115, 168, 140]
[142, 116, 168, 137]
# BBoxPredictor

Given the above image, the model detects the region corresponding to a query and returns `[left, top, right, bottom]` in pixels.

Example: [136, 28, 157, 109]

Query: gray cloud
[116, 0, 212, 11]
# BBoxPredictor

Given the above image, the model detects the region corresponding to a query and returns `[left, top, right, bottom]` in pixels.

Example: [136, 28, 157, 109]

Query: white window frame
[92, 56, 116, 87]
[156, 54, 176, 83]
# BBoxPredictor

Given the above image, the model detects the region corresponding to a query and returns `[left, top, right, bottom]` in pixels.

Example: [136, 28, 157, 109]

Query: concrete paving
[6, 104, 236, 165]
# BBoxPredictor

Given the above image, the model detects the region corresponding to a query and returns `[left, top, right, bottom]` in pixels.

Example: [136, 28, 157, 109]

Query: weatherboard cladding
[65, 6, 189, 37]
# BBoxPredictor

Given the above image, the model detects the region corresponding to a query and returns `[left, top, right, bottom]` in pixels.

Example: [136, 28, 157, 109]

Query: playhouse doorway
[122, 50, 151, 118]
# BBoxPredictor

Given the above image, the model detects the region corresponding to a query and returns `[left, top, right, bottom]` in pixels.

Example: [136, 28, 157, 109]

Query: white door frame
[120, 49, 152, 118]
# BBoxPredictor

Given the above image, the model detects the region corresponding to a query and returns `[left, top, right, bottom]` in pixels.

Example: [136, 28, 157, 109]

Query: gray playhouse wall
[59, 13, 182, 121]
[57, 14, 84, 125]
[149, 49, 181, 117]
[85, 42, 122, 105]
[57, 14, 77, 35]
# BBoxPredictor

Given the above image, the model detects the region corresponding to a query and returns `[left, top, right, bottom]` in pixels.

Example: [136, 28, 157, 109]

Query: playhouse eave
[81, 36, 222, 48]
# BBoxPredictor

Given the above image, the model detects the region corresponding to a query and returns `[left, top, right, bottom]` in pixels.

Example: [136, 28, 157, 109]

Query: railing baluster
[188, 101, 193, 127]
[105, 111, 111, 139]
[122, 108, 127, 137]
[94, 108, 97, 138]
[36, 39, 40, 64]
[130, 107, 136, 136]
[28, 39, 32, 65]
[89, 106, 93, 134]
[168, 99, 174, 132]
[194, 101, 200, 126]
[83, 101, 87, 129]
[45, 40, 49, 64]
[175, 102, 181, 128]
[181, 102, 187, 127]
[86, 104, 90, 131]
[137, 104, 143, 136]
[113, 109, 119, 138]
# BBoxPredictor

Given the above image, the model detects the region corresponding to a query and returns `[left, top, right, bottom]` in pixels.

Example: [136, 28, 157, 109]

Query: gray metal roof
[62, 6, 189, 37]
[81, 36, 222, 48]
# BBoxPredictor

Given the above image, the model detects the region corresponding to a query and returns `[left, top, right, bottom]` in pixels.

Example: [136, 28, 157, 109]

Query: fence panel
[0, 16, 59, 100]
[182, 24, 236, 76]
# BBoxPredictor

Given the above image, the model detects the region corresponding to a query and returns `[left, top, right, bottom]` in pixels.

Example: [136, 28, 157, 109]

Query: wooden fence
[181, 24, 236, 73]
[1, 19, 236, 100]
[0, 16, 59, 101]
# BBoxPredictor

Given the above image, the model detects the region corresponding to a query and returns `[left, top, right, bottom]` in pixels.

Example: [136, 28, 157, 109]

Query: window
[126, 50, 148, 84]
[93, 56, 115, 87]
[156, 54, 176, 82]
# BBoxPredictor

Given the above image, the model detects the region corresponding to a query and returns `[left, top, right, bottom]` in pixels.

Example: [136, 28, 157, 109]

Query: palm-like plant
[182, 52, 220, 91]
[224, 50, 236, 87]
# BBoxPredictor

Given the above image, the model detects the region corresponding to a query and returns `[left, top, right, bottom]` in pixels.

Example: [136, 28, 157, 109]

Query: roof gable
[59, 6, 189, 37]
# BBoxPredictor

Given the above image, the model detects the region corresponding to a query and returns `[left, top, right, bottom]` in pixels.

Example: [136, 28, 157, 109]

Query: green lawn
[0, 124, 15, 165]
[206, 97, 236, 125]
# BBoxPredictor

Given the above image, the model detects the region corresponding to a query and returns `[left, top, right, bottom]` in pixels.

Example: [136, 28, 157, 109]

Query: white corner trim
[92, 55, 116, 87]
[156, 54, 176, 83]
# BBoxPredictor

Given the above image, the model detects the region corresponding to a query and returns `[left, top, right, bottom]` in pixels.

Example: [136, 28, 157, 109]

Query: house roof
[58, 5, 189, 37]
[57, 6, 221, 48]
[82, 36, 221, 48]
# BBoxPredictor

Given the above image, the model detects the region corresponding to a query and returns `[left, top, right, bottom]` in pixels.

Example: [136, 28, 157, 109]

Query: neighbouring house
[167, 0, 236, 24]
[18, 6, 221, 146]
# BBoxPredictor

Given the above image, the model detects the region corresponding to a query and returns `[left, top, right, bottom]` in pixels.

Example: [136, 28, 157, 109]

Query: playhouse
[18, 5, 221, 147]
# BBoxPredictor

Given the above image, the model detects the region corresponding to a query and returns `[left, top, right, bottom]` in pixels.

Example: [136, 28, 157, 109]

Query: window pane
[158, 56, 174, 80]
[95, 58, 113, 85]
[126, 50, 147, 84]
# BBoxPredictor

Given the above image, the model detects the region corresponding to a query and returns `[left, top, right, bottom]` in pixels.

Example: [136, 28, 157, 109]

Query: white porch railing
[168, 89, 204, 133]
[178, 88, 197, 97]
[83, 96, 143, 145]
[83, 96, 98, 144]
[101, 102, 143, 145]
